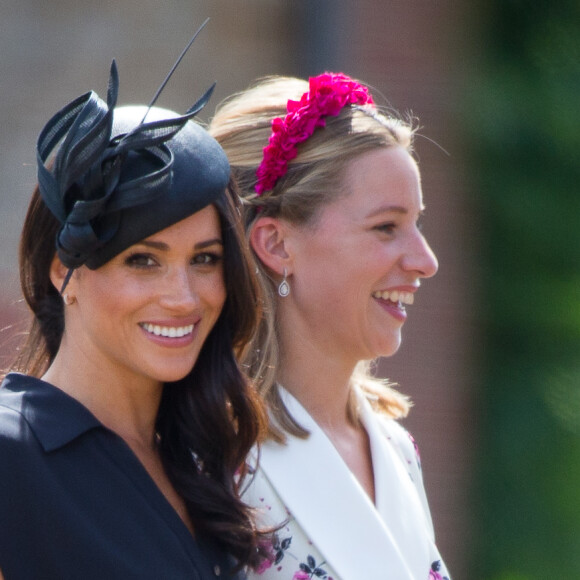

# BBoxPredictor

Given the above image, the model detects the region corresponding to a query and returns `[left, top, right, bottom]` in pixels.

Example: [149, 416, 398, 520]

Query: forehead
[344, 145, 419, 189]
[322, 147, 423, 222]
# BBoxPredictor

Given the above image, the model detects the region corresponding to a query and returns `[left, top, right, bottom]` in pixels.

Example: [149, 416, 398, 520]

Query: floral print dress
[245, 387, 451, 580]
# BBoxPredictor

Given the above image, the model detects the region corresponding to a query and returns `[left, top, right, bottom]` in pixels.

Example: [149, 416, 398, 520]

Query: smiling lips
[140, 322, 195, 338]
[372, 289, 414, 305]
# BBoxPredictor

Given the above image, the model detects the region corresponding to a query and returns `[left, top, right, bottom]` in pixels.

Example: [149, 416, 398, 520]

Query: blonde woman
[210, 74, 451, 579]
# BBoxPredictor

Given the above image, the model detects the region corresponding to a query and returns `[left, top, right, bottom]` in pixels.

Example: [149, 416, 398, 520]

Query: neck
[42, 336, 162, 448]
[277, 342, 358, 432]
[276, 300, 362, 429]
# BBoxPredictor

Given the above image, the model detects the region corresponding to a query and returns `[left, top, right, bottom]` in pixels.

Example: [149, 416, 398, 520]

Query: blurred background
[1, 1, 578, 578]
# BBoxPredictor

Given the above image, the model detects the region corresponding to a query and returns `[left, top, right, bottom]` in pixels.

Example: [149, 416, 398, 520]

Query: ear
[249, 216, 292, 276]
[49, 254, 74, 296]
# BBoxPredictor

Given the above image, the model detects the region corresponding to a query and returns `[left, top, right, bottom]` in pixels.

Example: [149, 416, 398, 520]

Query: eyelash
[375, 222, 397, 235]
[125, 253, 157, 268]
[375, 219, 424, 235]
[193, 252, 223, 265]
[124, 252, 223, 269]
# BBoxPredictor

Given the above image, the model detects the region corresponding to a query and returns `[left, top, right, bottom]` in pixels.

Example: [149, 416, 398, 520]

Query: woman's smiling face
[280, 146, 438, 365]
[60, 205, 226, 387]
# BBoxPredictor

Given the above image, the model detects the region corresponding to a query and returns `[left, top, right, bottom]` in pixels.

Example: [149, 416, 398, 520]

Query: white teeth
[142, 323, 195, 337]
[372, 290, 415, 305]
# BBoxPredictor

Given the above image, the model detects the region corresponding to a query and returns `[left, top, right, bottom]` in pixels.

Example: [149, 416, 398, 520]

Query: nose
[158, 267, 199, 312]
[401, 231, 439, 279]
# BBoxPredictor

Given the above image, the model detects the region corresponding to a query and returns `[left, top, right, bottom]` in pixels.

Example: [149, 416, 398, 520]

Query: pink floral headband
[254, 72, 375, 195]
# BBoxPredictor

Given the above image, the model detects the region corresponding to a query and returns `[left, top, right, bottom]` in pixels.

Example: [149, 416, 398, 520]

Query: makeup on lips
[139, 318, 200, 347]
[372, 287, 417, 322]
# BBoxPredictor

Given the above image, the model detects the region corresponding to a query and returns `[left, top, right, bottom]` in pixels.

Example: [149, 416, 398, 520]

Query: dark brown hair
[13, 179, 268, 569]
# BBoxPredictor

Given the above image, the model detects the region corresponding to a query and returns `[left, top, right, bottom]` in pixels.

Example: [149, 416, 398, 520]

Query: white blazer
[244, 388, 450, 580]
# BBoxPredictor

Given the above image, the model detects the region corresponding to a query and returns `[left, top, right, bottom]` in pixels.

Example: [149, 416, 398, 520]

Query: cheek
[204, 271, 227, 313]
[213, 284, 227, 314]
[81, 275, 149, 319]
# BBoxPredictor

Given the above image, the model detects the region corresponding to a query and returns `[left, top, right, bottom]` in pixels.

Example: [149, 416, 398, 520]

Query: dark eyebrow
[194, 238, 224, 250]
[137, 238, 223, 251]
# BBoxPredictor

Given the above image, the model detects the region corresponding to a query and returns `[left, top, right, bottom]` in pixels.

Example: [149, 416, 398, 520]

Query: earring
[278, 268, 290, 297]
[63, 293, 76, 305]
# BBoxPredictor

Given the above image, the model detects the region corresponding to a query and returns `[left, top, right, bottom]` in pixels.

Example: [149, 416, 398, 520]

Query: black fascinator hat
[36, 55, 229, 279]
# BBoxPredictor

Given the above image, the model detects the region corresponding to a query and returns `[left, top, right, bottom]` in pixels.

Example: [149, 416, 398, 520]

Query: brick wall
[1, 2, 478, 575]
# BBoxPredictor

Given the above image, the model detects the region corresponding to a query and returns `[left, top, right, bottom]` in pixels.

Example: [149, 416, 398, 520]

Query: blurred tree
[467, 0, 580, 578]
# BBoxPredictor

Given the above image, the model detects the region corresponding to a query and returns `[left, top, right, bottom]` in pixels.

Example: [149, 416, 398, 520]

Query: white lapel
[358, 391, 434, 578]
[258, 389, 417, 580]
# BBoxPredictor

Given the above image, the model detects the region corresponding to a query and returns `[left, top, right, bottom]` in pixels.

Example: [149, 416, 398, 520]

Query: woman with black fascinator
[0, 55, 267, 579]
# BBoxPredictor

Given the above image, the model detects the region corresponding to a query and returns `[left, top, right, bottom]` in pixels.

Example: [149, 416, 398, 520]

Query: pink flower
[254, 72, 374, 195]
[255, 557, 273, 574]
[255, 540, 276, 574]
[292, 572, 310, 580]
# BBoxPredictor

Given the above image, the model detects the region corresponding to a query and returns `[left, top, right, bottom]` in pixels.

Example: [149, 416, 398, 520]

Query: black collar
[0, 373, 102, 452]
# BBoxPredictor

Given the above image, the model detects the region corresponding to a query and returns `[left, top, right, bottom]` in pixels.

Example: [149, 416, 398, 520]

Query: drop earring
[278, 268, 290, 297]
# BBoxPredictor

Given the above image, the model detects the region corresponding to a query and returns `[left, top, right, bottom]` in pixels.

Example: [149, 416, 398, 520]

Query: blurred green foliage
[467, 0, 580, 578]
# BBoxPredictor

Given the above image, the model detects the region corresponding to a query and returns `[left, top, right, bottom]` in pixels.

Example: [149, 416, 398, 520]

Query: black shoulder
[0, 402, 41, 463]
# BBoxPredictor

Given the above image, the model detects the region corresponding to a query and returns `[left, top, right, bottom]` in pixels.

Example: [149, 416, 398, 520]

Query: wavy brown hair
[12, 178, 268, 570]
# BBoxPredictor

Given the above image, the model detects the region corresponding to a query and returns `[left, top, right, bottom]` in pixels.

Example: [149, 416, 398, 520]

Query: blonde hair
[210, 76, 413, 441]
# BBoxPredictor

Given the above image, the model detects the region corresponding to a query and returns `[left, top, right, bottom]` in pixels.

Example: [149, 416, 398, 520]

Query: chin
[146, 361, 198, 384]
[377, 348, 401, 360]
[165, 366, 198, 383]
[377, 335, 403, 358]
[162, 349, 205, 380]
